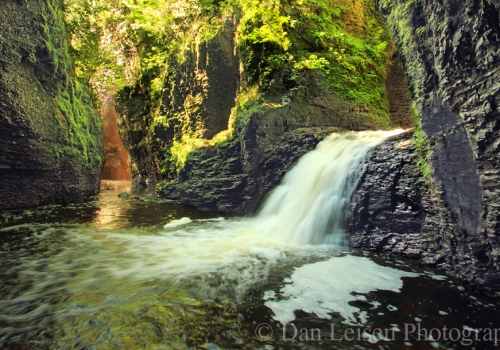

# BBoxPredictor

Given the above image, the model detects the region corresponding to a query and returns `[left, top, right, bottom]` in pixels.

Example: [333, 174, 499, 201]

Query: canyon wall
[0, 0, 104, 210]
[101, 94, 131, 181]
[351, 0, 500, 296]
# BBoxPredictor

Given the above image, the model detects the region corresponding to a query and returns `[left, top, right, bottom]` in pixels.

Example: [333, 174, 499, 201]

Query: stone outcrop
[0, 0, 104, 210]
[352, 0, 500, 296]
[159, 69, 374, 214]
[351, 132, 432, 259]
[160, 126, 342, 214]
[161, 19, 240, 140]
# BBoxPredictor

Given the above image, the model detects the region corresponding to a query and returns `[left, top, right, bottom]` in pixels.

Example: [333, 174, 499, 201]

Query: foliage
[64, 0, 395, 122]
[236, 0, 396, 126]
[63, 0, 223, 103]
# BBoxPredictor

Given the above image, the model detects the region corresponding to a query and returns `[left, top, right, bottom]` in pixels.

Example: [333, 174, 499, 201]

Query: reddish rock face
[101, 95, 131, 181]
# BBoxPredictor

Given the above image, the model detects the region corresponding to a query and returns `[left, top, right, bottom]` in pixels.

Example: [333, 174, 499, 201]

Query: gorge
[0, 0, 499, 348]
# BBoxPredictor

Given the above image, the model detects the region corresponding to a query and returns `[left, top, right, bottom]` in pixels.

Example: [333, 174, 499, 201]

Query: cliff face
[114, 0, 404, 211]
[0, 0, 104, 210]
[352, 0, 500, 296]
[116, 18, 241, 189]
[101, 94, 130, 181]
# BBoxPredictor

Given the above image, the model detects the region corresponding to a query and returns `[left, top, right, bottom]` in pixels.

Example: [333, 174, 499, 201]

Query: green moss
[55, 81, 103, 163]
[410, 102, 432, 179]
[233, 85, 262, 125]
[237, 0, 396, 127]
[43, 0, 103, 165]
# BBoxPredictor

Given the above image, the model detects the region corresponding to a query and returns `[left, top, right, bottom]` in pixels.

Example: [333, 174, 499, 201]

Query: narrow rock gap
[101, 92, 131, 181]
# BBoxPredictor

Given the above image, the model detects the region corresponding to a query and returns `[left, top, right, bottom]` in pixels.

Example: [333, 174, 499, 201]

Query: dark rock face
[160, 126, 338, 214]
[361, 0, 500, 295]
[385, 55, 414, 129]
[424, 96, 484, 237]
[116, 18, 241, 188]
[116, 86, 159, 189]
[351, 132, 433, 259]
[0, 0, 104, 210]
[162, 19, 240, 140]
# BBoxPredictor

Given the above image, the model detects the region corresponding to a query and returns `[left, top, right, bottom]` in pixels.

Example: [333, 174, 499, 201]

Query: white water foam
[164, 217, 193, 228]
[264, 255, 418, 325]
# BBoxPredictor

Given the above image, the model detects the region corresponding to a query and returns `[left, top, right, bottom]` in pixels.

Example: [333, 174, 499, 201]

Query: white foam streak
[265, 255, 418, 325]
[164, 217, 193, 228]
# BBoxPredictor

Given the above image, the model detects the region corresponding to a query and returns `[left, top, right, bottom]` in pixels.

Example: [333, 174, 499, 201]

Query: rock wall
[385, 54, 414, 129]
[351, 132, 431, 259]
[116, 84, 159, 189]
[0, 0, 104, 210]
[352, 0, 500, 296]
[161, 19, 240, 140]
[116, 18, 240, 189]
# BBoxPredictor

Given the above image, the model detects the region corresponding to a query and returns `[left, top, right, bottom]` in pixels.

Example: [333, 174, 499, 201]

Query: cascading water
[253, 130, 405, 245]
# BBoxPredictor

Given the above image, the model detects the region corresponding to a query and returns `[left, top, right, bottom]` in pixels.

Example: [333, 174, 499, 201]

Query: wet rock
[350, 131, 431, 259]
[0, 0, 104, 210]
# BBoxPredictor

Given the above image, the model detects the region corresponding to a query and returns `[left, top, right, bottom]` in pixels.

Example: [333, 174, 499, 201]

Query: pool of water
[0, 181, 499, 350]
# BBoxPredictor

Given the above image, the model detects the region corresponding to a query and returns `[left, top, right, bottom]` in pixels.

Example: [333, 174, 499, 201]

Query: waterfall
[253, 130, 404, 246]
